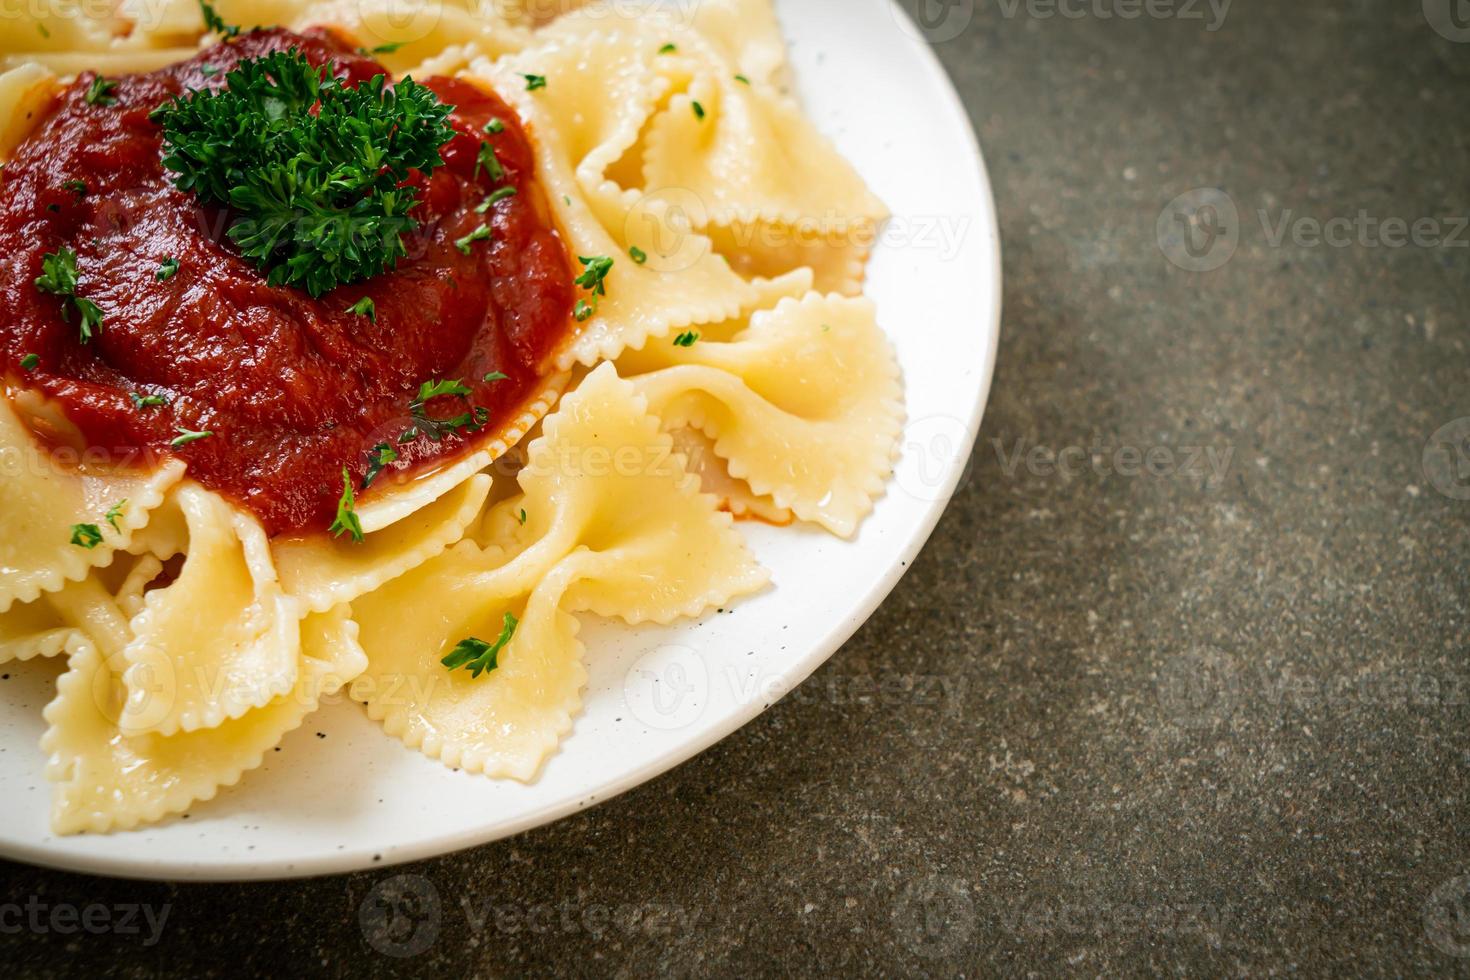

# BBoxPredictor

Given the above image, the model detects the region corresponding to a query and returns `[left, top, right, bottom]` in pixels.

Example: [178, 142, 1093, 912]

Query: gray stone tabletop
[4, 0, 1468, 975]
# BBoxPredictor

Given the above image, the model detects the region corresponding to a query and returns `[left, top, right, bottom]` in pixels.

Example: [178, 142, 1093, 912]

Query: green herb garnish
[475, 186, 516, 213]
[84, 77, 118, 107]
[475, 142, 505, 183]
[156, 256, 180, 281]
[522, 74, 547, 91]
[517, 508, 527, 525]
[170, 427, 212, 447]
[347, 296, 377, 322]
[201, 64, 220, 77]
[573, 300, 593, 322]
[483, 371, 507, 383]
[130, 392, 168, 409]
[484, 118, 504, 134]
[104, 500, 128, 532]
[629, 245, 647, 264]
[400, 378, 487, 443]
[361, 442, 399, 490]
[199, 1, 240, 38]
[673, 331, 699, 347]
[62, 179, 87, 196]
[659, 43, 677, 54]
[575, 255, 613, 296]
[35, 248, 103, 343]
[454, 224, 493, 255]
[19, 354, 39, 372]
[360, 41, 405, 55]
[440, 612, 518, 678]
[70, 523, 103, 549]
[692, 101, 705, 121]
[735, 74, 750, 85]
[328, 467, 364, 542]
[155, 49, 456, 297]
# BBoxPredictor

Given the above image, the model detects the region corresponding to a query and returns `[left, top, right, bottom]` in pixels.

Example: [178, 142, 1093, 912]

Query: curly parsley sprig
[154, 49, 456, 297]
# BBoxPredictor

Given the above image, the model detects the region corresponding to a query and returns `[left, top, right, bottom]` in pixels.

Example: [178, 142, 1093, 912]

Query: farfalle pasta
[0, 0, 904, 833]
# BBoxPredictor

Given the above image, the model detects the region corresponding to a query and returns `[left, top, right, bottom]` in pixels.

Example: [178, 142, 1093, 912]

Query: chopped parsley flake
[201, 64, 220, 77]
[130, 392, 168, 409]
[574, 255, 614, 296]
[62, 179, 87, 196]
[19, 354, 39, 372]
[483, 371, 508, 383]
[517, 508, 527, 525]
[155, 48, 455, 297]
[673, 331, 699, 347]
[84, 77, 118, 107]
[629, 245, 647, 264]
[485, 118, 505, 134]
[522, 73, 547, 91]
[659, 43, 677, 54]
[440, 612, 518, 678]
[400, 378, 487, 443]
[156, 256, 180, 281]
[37, 23, 49, 38]
[199, 1, 240, 38]
[328, 467, 364, 543]
[70, 523, 103, 549]
[455, 224, 493, 254]
[573, 300, 594, 322]
[170, 427, 212, 447]
[35, 249, 103, 343]
[360, 41, 405, 55]
[475, 142, 505, 183]
[475, 186, 517, 213]
[692, 100, 705, 121]
[104, 499, 128, 532]
[347, 296, 377, 322]
[361, 442, 399, 490]
[735, 74, 750, 85]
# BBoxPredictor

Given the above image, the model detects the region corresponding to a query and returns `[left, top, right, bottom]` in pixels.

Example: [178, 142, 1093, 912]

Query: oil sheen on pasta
[0, 29, 575, 535]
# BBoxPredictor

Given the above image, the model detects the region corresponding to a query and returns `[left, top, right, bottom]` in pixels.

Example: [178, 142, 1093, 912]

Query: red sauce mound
[0, 29, 574, 535]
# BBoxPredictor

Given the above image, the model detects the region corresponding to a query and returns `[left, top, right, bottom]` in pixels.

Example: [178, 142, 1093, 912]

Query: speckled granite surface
[4, 1, 1469, 975]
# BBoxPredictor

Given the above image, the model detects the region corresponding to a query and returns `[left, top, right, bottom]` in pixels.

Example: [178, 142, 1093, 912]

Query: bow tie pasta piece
[120, 483, 304, 736]
[274, 474, 492, 614]
[207, 0, 534, 71]
[352, 372, 567, 535]
[351, 363, 767, 778]
[621, 293, 903, 538]
[0, 552, 163, 664]
[686, 0, 791, 89]
[667, 426, 793, 526]
[0, 396, 185, 614]
[472, 36, 811, 370]
[640, 66, 888, 234]
[41, 605, 365, 835]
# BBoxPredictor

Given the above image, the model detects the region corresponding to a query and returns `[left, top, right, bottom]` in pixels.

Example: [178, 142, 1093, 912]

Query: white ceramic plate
[0, 0, 1000, 880]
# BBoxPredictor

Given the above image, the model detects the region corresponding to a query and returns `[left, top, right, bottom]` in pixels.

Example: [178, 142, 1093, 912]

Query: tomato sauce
[0, 29, 575, 535]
